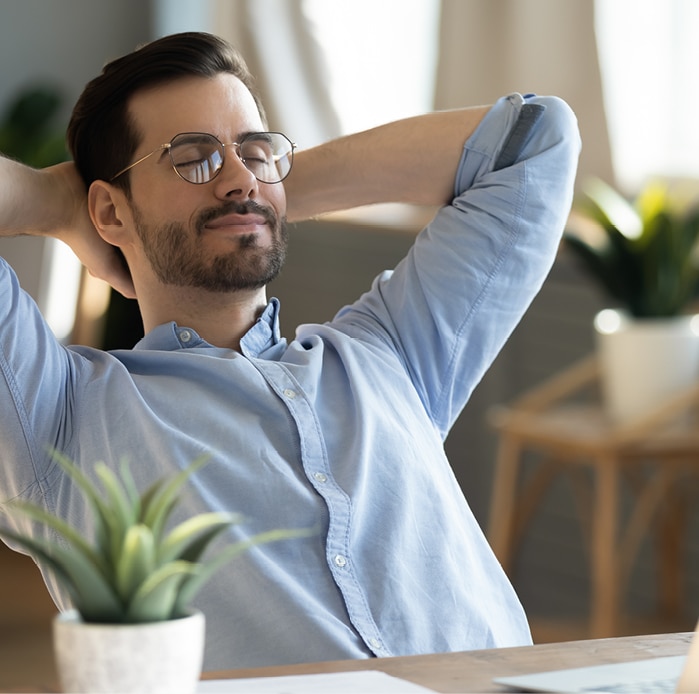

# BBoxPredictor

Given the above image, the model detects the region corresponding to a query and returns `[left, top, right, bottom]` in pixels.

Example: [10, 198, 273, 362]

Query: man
[0, 32, 580, 670]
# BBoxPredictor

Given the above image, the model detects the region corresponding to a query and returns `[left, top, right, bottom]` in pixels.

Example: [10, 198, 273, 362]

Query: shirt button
[369, 638, 382, 650]
[179, 329, 192, 343]
[283, 388, 297, 399]
[334, 554, 347, 568]
[313, 472, 327, 484]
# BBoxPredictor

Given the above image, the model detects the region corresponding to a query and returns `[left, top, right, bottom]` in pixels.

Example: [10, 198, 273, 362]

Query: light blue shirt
[0, 93, 580, 671]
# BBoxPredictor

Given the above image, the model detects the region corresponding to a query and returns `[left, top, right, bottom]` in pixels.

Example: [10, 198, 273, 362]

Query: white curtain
[213, 0, 342, 149]
[194, 0, 613, 185]
[595, 0, 699, 194]
[434, 0, 614, 188]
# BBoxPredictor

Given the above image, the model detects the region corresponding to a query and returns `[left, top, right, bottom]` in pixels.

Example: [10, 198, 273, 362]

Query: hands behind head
[48, 162, 137, 299]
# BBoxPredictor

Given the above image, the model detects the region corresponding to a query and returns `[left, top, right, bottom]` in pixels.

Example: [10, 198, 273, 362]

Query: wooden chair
[487, 355, 699, 638]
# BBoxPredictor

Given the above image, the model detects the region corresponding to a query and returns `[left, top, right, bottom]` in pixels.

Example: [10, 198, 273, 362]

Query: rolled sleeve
[334, 93, 581, 435]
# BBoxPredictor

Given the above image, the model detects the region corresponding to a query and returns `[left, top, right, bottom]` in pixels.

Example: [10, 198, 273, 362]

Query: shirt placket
[251, 359, 389, 657]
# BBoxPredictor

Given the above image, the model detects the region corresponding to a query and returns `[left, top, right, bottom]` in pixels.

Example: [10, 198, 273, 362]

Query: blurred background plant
[0, 84, 68, 167]
[564, 177, 699, 318]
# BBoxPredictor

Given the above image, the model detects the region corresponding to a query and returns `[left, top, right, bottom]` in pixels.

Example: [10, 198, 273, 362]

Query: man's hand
[0, 156, 136, 298]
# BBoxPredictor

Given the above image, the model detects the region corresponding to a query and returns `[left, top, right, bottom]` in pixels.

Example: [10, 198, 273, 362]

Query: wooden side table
[487, 356, 699, 637]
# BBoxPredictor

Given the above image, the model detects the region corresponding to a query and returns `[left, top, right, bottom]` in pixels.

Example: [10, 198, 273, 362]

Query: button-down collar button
[334, 554, 347, 568]
[179, 329, 192, 343]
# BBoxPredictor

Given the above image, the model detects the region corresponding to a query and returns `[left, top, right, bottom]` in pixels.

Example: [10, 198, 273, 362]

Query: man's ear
[88, 180, 132, 247]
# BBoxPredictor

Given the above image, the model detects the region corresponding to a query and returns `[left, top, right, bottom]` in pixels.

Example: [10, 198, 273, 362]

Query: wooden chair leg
[488, 433, 523, 575]
[656, 467, 685, 621]
[511, 457, 559, 549]
[618, 462, 673, 597]
[590, 455, 620, 638]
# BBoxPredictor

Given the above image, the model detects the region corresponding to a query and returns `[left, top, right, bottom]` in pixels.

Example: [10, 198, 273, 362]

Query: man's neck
[138, 285, 269, 351]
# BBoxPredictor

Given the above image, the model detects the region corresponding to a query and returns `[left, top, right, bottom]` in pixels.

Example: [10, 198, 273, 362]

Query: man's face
[122, 74, 288, 292]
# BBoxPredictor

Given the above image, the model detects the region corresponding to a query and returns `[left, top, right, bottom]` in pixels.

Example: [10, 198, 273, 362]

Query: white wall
[0, 0, 152, 301]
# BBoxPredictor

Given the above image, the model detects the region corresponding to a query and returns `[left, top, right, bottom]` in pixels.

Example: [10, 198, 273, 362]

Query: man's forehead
[129, 74, 264, 141]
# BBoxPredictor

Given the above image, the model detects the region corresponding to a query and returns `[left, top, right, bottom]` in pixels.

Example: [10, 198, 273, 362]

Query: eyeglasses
[110, 131, 296, 185]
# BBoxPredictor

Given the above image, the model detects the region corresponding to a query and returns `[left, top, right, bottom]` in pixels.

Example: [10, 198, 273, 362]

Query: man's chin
[142, 216, 288, 292]
[176, 252, 285, 292]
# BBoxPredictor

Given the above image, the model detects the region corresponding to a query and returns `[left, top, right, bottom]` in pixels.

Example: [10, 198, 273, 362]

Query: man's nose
[212, 147, 259, 199]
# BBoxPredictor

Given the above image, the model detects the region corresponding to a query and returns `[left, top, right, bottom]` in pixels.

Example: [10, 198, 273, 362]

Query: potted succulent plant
[0, 452, 298, 694]
[564, 177, 699, 421]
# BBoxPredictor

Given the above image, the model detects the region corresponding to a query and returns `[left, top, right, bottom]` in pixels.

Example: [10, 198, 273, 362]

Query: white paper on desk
[197, 669, 436, 693]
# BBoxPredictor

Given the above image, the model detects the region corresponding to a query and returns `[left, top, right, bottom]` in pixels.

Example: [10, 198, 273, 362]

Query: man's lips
[203, 213, 269, 230]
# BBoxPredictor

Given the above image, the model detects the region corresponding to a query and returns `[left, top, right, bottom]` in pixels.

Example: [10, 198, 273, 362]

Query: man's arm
[322, 94, 581, 436]
[284, 106, 491, 223]
[0, 157, 79, 237]
[0, 157, 135, 297]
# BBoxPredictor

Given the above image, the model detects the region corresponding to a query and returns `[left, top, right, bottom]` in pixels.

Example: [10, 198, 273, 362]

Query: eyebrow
[239, 131, 273, 144]
[167, 131, 271, 145]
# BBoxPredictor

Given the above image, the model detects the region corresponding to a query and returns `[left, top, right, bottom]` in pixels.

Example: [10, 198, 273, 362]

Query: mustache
[195, 200, 278, 232]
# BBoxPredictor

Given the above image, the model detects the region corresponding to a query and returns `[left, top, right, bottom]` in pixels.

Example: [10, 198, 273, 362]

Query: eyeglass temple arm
[110, 144, 170, 182]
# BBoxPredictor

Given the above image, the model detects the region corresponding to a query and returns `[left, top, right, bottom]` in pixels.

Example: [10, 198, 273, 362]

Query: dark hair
[67, 32, 266, 192]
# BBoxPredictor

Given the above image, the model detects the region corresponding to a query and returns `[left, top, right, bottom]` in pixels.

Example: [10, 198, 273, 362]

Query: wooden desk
[206, 632, 693, 693]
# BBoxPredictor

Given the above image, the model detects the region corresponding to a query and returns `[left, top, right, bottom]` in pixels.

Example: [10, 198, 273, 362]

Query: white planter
[53, 609, 205, 694]
[594, 309, 699, 423]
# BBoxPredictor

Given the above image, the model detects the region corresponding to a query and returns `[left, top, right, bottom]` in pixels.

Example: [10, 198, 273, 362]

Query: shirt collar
[133, 297, 282, 356]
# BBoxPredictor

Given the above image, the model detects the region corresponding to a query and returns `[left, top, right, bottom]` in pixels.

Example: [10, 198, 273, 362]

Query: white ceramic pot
[53, 609, 205, 694]
[594, 309, 699, 423]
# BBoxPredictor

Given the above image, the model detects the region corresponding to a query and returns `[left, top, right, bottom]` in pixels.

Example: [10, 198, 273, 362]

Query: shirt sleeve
[329, 93, 581, 438]
[0, 258, 71, 506]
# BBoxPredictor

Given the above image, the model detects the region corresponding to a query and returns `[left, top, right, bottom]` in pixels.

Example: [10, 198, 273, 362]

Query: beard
[132, 200, 288, 292]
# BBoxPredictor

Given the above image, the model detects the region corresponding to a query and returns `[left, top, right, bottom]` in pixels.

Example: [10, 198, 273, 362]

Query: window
[595, 0, 699, 192]
[303, 0, 440, 134]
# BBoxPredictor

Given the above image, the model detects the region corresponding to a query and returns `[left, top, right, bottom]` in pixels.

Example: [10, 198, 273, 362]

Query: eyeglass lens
[168, 132, 294, 184]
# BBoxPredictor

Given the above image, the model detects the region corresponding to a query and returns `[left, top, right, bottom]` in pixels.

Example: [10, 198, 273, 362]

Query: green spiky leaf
[174, 527, 315, 616]
[4, 499, 109, 577]
[140, 454, 210, 540]
[0, 527, 123, 622]
[565, 177, 699, 317]
[0, 450, 310, 624]
[126, 560, 197, 622]
[116, 524, 156, 603]
[158, 512, 241, 564]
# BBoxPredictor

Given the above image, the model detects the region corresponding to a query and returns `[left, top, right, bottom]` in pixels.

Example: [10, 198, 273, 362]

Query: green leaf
[4, 499, 109, 578]
[116, 524, 156, 603]
[48, 449, 114, 559]
[569, 176, 699, 317]
[583, 178, 642, 240]
[3, 450, 311, 624]
[94, 461, 139, 569]
[0, 527, 123, 622]
[158, 512, 240, 564]
[118, 458, 141, 518]
[141, 454, 210, 540]
[564, 234, 630, 306]
[0, 526, 78, 597]
[126, 560, 197, 622]
[95, 461, 138, 525]
[174, 527, 315, 615]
